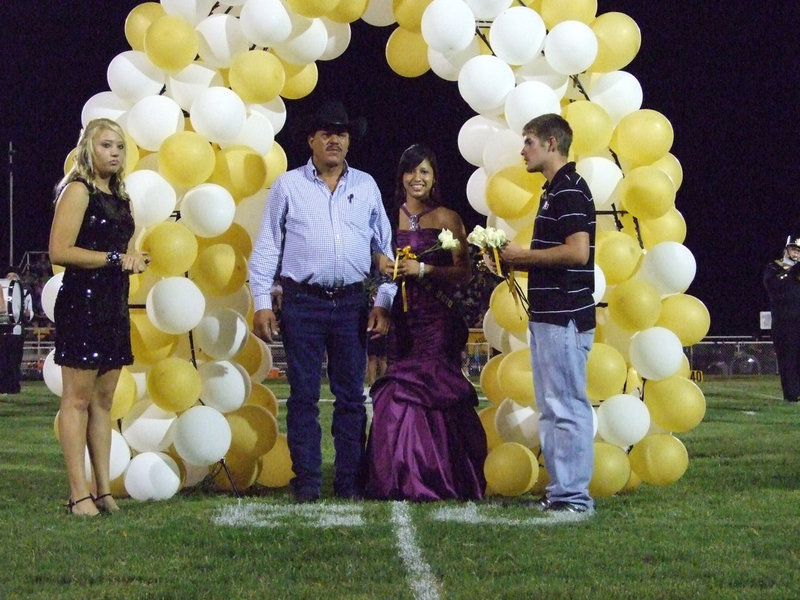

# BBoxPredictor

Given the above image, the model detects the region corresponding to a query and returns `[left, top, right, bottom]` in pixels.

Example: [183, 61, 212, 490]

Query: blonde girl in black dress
[49, 118, 149, 515]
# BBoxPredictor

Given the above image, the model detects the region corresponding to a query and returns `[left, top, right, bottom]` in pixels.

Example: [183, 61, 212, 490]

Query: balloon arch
[41, 0, 710, 501]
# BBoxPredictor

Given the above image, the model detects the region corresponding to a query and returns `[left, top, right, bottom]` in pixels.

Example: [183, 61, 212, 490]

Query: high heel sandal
[65, 495, 96, 515]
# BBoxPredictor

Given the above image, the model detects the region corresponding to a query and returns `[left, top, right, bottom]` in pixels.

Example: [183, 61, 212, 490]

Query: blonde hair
[56, 118, 129, 201]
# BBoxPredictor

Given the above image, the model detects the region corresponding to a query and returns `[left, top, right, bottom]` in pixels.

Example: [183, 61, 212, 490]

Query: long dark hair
[392, 143, 441, 208]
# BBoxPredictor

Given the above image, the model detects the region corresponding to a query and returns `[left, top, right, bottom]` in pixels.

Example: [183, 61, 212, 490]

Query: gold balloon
[279, 58, 318, 100]
[192, 243, 249, 296]
[589, 11, 641, 72]
[540, 0, 597, 27]
[130, 310, 178, 364]
[485, 166, 542, 220]
[229, 50, 285, 104]
[497, 348, 535, 407]
[489, 278, 529, 334]
[589, 441, 631, 498]
[147, 357, 202, 413]
[285, 0, 341, 18]
[144, 15, 198, 72]
[638, 208, 687, 248]
[594, 230, 642, 284]
[227, 404, 278, 458]
[264, 142, 288, 188]
[650, 152, 683, 191]
[328, 0, 368, 23]
[197, 223, 253, 259]
[478, 405, 503, 451]
[586, 342, 627, 401]
[210, 145, 268, 200]
[246, 382, 279, 417]
[393, 0, 431, 32]
[607, 278, 662, 331]
[141, 221, 199, 277]
[213, 450, 261, 492]
[644, 376, 706, 433]
[610, 109, 674, 167]
[479, 353, 506, 406]
[234, 332, 266, 377]
[618, 165, 676, 221]
[562, 100, 613, 157]
[110, 367, 138, 421]
[656, 294, 711, 346]
[483, 442, 539, 497]
[124, 2, 166, 51]
[628, 433, 688, 486]
[257, 433, 294, 488]
[385, 27, 430, 78]
[158, 131, 216, 189]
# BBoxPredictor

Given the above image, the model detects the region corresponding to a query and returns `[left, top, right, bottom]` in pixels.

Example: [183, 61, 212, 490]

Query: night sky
[1, 1, 795, 335]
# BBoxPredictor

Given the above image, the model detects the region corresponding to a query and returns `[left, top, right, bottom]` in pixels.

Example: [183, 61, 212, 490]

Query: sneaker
[545, 501, 595, 521]
[529, 496, 550, 511]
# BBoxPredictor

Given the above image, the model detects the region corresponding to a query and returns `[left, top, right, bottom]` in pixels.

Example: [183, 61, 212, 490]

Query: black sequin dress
[54, 181, 135, 370]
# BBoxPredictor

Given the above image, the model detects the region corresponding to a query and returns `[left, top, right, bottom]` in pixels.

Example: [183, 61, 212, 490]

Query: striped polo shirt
[527, 162, 596, 332]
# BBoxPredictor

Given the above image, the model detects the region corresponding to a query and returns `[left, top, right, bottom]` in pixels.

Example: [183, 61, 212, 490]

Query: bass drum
[6, 278, 31, 325]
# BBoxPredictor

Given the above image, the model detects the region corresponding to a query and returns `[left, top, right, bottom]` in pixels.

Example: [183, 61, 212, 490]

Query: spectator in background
[763, 237, 800, 402]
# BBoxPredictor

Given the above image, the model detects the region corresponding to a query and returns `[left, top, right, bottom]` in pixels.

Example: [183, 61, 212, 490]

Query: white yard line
[391, 501, 442, 600]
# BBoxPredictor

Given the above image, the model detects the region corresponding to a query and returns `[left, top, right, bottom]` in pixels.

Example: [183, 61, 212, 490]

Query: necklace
[401, 203, 434, 231]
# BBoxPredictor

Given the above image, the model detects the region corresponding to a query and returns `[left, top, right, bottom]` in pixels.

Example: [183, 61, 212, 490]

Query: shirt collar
[542, 161, 577, 191]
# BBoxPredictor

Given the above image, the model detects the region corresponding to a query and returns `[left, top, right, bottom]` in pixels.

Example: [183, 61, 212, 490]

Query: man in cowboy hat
[249, 100, 395, 501]
[763, 236, 800, 402]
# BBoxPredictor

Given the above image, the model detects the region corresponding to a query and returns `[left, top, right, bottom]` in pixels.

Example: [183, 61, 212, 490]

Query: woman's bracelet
[418, 262, 426, 279]
[106, 250, 122, 267]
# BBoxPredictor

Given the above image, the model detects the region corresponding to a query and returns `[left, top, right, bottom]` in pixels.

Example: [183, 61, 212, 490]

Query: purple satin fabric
[365, 229, 487, 501]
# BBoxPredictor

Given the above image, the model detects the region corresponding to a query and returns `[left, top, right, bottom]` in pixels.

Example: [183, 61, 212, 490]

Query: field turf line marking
[213, 500, 365, 528]
[391, 501, 442, 600]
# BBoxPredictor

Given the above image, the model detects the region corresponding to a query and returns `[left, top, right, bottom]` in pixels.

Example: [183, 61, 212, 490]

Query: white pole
[8, 141, 13, 266]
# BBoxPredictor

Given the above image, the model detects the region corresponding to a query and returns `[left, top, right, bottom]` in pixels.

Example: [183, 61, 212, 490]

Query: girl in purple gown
[365, 145, 487, 501]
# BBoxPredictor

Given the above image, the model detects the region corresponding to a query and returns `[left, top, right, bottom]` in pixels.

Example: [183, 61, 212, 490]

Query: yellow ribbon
[394, 246, 417, 312]
[492, 246, 503, 278]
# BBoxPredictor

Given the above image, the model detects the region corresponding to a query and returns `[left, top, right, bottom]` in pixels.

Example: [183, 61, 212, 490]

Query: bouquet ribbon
[394, 246, 417, 312]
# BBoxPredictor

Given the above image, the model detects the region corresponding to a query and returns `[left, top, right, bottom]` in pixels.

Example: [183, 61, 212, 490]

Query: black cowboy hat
[297, 100, 367, 139]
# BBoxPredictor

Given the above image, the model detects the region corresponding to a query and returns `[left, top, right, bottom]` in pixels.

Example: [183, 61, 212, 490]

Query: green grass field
[1, 376, 799, 599]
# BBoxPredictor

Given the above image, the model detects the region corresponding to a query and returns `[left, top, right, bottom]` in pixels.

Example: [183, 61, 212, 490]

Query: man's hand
[366, 305, 390, 339]
[253, 308, 279, 343]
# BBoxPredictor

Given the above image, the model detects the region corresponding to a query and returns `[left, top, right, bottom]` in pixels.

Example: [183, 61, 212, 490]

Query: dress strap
[401, 203, 435, 231]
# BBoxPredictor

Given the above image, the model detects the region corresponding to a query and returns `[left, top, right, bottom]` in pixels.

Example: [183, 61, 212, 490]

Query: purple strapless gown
[365, 229, 487, 501]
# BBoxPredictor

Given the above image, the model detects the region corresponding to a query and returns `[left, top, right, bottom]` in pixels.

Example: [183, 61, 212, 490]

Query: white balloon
[203, 285, 253, 318]
[166, 62, 225, 112]
[464, 0, 512, 19]
[421, 0, 476, 55]
[494, 398, 540, 447]
[575, 156, 623, 210]
[190, 86, 246, 143]
[320, 19, 351, 61]
[249, 337, 274, 383]
[272, 14, 329, 65]
[466, 167, 490, 216]
[199, 360, 251, 413]
[81, 91, 131, 127]
[121, 399, 177, 453]
[41, 272, 63, 323]
[543, 20, 598, 75]
[428, 37, 480, 82]
[125, 170, 178, 228]
[361, 0, 396, 27]
[249, 96, 287, 136]
[239, 0, 292, 45]
[85, 429, 131, 482]
[490, 7, 546, 66]
[146, 277, 206, 334]
[458, 55, 515, 114]
[234, 191, 268, 245]
[593, 264, 607, 305]
[629, 327, 684, 381]
[481, 127, 524, 175]
[194, 309, 250, 360]
[107, 51, 166, 103]
[179, 183, 236, 237]
[483, 309, 512, 353]
[161, 0, 217, 24]
[219, 110, 275, 155]
[514, 54, 570, 98]
[596, 393, 650, 447]
[125, 95, 185, 151]
[458, 114, 506, 167]
[503, 80, 561, 135]
[196, 14, 250, 68]
[635, 242, 697, 296]
[587, 70, 643, 124]
[124, 451, 181, 501]
[173, 405, 232, 466]
[43, 348, 63, 397]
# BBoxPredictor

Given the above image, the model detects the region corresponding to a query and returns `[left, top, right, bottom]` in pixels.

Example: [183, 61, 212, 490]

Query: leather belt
[280, 278, 365, 300]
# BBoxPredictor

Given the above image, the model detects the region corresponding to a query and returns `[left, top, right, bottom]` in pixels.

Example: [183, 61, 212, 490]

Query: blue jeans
[281, 288, 369, 496]
[529, 320, 595, 508]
